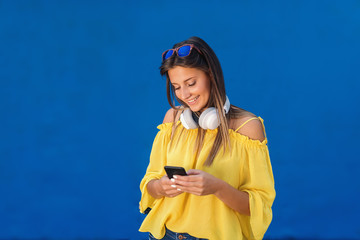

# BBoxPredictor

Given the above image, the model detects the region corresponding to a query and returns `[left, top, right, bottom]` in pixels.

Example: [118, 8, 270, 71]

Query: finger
[176, 186, 202, 195]
[161, 178, 175, 186]
[166, 189, 184, 197]
[174, 175, 202, 182]
[186, 169, 202, 175]
[165, 185, 182, 192]
[174, 179, 203, 188]
[165, 189, 181, 195]
[168, 191, 183, 198]
[160, 175, 170, 181]
[163, 184, 178, 191]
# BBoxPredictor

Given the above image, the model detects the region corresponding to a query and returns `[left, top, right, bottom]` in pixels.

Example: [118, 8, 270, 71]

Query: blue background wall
[1, 1, 359, 239]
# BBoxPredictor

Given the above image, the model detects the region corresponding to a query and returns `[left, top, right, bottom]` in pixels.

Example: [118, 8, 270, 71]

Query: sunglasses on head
[162, 44, 201, 61]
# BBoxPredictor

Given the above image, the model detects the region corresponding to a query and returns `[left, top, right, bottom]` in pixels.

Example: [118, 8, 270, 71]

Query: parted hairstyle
[159, 36, 254, 166]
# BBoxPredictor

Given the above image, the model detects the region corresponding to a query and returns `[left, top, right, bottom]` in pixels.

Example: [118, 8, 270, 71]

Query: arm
[172, 117, 266, 216]
[162, 107, 181, 124]
[147, 179, 163, 199]
[215, 117, 266, 215]
[146, 107, 185, 199]
[173, 170, 250, 216]
[215, 179, 250, 216]
[235, 117, 265, 142]
[139, 108, 176, 213]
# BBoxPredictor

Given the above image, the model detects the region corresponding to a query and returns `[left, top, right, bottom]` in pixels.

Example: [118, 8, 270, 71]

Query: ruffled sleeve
[139, 123, 172, 214]
[237, 139, 276, 239]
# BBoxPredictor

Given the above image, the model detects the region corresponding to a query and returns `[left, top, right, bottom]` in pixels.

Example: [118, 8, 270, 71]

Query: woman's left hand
[172, 169, 223, 196]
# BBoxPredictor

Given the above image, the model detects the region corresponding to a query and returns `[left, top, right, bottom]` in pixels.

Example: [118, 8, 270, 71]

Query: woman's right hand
[155, 175, 184, 198]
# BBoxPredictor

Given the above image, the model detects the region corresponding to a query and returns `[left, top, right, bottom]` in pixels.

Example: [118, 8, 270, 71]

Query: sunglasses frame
[162, 44, 201, 61]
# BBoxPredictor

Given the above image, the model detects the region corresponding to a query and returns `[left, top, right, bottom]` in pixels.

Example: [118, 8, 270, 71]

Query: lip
[187, 96, 199, 105]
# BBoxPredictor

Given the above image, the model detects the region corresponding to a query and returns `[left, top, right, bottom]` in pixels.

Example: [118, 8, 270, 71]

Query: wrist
[214, 179, 227, 197]
[148, 179, 163, 199]
[154, 179, 163, 198]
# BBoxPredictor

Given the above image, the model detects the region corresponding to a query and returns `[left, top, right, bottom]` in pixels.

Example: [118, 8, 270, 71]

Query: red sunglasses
[162, 44, 201, 61]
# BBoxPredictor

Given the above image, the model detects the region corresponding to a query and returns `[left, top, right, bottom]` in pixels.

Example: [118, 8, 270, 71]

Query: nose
[179, 87, 191, 100]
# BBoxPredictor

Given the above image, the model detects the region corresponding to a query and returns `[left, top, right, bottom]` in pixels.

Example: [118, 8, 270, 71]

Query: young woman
[139, 36, 275, 240]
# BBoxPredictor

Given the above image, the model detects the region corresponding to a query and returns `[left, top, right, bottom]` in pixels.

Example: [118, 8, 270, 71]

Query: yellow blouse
[139, 117, 275, 240]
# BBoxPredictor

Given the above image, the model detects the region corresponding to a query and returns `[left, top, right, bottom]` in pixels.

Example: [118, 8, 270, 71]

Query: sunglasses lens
[178, 45, 191, 57]
[164, 50, 174, 60]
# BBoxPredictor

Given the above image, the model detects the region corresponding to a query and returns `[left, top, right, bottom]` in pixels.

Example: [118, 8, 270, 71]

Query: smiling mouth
[188, 96, 199, 105]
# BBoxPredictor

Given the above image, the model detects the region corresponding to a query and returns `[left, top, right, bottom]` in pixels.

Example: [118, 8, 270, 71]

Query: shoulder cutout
[162, 108, 181, 124]
[234, 117, 265, 141]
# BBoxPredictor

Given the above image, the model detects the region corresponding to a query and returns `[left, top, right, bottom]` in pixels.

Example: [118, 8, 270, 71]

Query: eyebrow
[171, 77, 195, 85]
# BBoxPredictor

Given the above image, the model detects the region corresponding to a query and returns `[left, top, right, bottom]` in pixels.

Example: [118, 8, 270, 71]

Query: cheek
[201, 82, 211, 96]
[174, 91, 185, 103]
[174, 90, 180, 98]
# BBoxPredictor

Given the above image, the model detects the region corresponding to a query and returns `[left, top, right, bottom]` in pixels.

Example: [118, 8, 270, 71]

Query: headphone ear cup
[198, 107, 220, 130]
[224, 95, 230, 114]
[180, 108, 199, 129]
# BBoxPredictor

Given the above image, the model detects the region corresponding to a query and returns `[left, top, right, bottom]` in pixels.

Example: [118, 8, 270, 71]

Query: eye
[188, 81, 196, 87]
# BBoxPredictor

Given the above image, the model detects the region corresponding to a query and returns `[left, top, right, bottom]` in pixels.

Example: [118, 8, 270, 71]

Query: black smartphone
[164, 166, 187, 179]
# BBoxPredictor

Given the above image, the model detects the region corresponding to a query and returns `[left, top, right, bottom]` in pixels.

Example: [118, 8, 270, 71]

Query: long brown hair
[160, 36, 253, 166]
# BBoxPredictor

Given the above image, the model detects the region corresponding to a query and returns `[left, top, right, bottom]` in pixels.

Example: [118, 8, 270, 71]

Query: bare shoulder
[162, 107, 182, 124]
[231, 115, 265, 141]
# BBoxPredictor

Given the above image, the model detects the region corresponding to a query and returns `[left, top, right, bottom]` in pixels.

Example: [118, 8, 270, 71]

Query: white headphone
[180, 96, 230, 130]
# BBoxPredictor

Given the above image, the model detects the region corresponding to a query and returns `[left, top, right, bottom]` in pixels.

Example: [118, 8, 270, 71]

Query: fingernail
[171, 178, 175, 182]
[173, 176, 178, 179]
[177, 188, 181, 191]
[171, 185, 176, 188]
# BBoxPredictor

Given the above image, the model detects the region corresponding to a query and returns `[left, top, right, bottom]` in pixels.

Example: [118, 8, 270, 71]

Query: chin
[189, 105, 204, 113]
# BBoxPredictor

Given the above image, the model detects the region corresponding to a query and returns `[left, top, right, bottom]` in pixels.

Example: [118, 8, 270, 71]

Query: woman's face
[168, 66, 211, 112]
